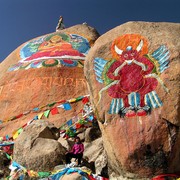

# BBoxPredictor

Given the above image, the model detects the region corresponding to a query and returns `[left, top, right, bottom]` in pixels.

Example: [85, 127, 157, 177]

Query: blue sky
[0, 0, 179, 62]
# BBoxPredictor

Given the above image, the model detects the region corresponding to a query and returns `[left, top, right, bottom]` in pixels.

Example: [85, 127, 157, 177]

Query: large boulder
[13, 120, 66, 171]
[83, 137, 107, 175]
[0, 24, 99, 137]
[85, 21, 180, 179]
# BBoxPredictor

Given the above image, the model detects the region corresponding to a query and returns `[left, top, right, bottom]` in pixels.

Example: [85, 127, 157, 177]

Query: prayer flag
[57, 104, 64, 108]
[48, 102, 56, 107]
[76, 96, 84, 101]
[16, 114, 23, 119]
[57, 100, 66, 104]
[23, 110, 31, 115]
[10, 116, 16, 121]
[51, 107, 59, 115]
[75, 123, 81, 129]
[5, 153, 12, 160]
[38, 172, 51, 178]
[33, 116, 38, 120]
[66, 119, 73, 126]
[88, 115, 94, 121]
[27, 119, 34, 125]
[63, 103, 72, 110]
[3, 136, 6, 141]
[18, 128, 23, 134]
[33, 107, 39, 112]
[44, 110, 50, 118]
[13, 131, 19, 140]
[68, 98, 76, 103]
[82, 97, 89, 104]
[38, 112, 44, 119]
[79, 119, 86, 124]
[57, 103, 72, 110]
[28, 170, 38, 177]
[39, 105, 46, 109]
[72, 115, 78, 123]
[6, 135, 9, 140]
[70, 126, 76, 132]
[19, 175, 25, 180]
[22, 123, 28, 128]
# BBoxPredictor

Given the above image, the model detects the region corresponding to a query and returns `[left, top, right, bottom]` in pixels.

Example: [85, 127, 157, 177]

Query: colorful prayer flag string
[7, 161, 109, 180]
[0, 95, 92, 141]
[0, 95, 90, 124]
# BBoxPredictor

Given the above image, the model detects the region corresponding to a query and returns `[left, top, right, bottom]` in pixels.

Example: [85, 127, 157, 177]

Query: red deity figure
[94, 34, 170, 118]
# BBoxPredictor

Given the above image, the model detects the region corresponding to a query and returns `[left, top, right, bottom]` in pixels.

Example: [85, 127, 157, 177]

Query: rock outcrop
[84, 137, 107, 175]
[13, 120, 66, 171]
[1, 20, 180, 179]
[85, 21, 180, 178]
[58, 126, 108, 176]
[0, 24, 99, 137]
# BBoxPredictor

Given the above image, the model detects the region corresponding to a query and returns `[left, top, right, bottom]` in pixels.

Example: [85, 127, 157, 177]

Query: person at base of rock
[65, 136, 84, 166]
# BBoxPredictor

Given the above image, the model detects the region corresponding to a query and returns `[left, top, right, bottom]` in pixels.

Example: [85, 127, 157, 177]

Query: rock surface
[0, 24, 99, 137]
[84, 137, 107, 175]
[13, 120, 66, 171]
[61, 173, 83, 180]
[84, 21, 180, 178]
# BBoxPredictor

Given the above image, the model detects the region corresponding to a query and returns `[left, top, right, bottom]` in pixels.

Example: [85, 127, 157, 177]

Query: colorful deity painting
[19, 33, 90, 63]
[94, 34, 170, 118]
[7, 33, 90, 71]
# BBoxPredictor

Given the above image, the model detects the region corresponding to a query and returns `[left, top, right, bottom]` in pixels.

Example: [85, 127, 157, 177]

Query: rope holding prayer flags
[0, 95, 89, 124]
[1, 95, 92, 142]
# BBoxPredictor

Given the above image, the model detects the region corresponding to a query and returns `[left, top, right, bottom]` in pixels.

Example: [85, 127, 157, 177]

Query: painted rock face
[94, 33, 169, 118]
[85, 22, 180, 178]
[9, 32, 90, 71]
[0, 25, 99, 137]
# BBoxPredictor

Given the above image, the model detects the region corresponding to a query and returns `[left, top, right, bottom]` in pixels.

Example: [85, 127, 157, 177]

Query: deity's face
[38, 35, 64, 51]
[49, 35, 63, 44]
[120, 49, 139, 61]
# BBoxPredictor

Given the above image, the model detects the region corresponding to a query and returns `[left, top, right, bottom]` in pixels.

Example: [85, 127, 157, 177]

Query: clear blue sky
[0, 0, 179, 62]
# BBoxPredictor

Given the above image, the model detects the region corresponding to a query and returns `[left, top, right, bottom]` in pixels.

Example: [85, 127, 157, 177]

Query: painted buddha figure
[22, 33, 86, 62]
